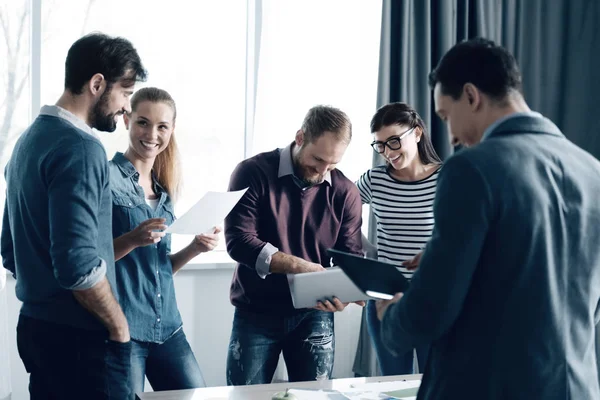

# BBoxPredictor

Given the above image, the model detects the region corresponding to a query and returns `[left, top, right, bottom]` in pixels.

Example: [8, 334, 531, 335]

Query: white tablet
[288, 267, 372, 309]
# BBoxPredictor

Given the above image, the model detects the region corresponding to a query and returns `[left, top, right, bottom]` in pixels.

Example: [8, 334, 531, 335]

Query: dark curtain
[353, 0, 600, 378]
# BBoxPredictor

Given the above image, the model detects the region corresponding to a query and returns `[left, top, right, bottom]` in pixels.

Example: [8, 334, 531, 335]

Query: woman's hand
[191, 226, 222, 254]
[402, 251, 423, 271]
[125, 218, 168, 248]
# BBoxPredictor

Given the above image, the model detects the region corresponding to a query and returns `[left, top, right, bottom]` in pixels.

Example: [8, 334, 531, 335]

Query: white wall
[5, 265, 363, 399]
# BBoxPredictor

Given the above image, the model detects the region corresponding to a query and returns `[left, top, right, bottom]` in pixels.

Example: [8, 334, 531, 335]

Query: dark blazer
[382, 114, 600, 399]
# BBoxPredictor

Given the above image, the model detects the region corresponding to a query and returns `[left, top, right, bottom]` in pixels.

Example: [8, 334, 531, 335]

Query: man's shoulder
[331, 169, 360, 196]
[37, 115, 105, 153]
[235, 149, 280, 175]
[13, 116, 104, 165]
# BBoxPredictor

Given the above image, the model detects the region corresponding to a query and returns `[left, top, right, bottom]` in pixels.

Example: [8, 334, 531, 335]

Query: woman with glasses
[109, 87, 221, 394]
[356, 102, 442, 375]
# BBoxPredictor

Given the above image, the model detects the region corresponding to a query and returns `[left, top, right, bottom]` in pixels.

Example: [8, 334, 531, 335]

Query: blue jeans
[226, 308, 335, 385]
[16, 314, 132, 400]
[366, 300, 429, 375]
[130, 328, 205, 394]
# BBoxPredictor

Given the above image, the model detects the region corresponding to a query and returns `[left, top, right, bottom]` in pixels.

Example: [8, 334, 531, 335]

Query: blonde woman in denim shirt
[109, 87, 220, 394]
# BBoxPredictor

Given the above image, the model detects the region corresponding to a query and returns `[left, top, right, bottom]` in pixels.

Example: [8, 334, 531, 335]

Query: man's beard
[293, 148, 325, 185]
[89, 88, 120, 132]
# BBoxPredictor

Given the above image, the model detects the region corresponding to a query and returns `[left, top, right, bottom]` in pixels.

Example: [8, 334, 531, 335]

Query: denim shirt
[109, 152, 182, 343]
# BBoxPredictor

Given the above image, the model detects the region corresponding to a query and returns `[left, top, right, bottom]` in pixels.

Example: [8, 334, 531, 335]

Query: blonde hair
[130, 87, 182, 202]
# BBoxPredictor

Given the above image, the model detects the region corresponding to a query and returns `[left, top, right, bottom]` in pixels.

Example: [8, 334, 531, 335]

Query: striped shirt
[356, 165, 441, 279]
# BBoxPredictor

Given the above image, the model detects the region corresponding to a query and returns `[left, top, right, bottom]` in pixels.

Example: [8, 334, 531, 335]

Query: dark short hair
[301, 105, 352, 143]
[65, 32, 147, 94]
[428, 37, 522, 101]
[371, 102, 441, 165]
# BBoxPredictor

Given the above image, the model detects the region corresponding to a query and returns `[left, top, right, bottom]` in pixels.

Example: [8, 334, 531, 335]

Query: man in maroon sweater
[224, 105, 364, 385]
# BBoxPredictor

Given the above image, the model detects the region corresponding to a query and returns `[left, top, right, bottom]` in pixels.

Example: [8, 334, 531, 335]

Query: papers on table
[344, 380, 421, 399]
[165, 188, 248, 235]
[287, 389, 348, 400]
[284, 380, 421, 400]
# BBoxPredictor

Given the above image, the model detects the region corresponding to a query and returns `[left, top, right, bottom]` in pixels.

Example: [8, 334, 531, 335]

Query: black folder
[327, 248, 410, 299]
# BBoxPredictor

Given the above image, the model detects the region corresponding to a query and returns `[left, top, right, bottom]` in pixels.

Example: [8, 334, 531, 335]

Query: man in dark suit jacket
[377, 37, 600, 399]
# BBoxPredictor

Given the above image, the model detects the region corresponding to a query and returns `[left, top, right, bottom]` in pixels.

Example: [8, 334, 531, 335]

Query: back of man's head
[428, 38, 522, 102]
[301, 105, 352, 144]
[64, 32, 147, 94]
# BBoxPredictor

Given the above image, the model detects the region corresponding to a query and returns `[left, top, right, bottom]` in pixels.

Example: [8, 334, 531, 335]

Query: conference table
[135, 374, 422, 399]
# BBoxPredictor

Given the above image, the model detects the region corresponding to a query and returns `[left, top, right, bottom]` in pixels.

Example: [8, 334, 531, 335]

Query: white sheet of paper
[165, 188, 248, 235]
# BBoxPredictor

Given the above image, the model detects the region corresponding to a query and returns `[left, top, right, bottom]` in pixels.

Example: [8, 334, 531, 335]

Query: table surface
[135, 374, 422, 400]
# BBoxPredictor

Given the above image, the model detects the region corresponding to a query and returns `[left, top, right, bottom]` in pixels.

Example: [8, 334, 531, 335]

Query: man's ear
[295, 129, 305, 147]
[463, 83, 481, 110]
[88, 73, 106, 97]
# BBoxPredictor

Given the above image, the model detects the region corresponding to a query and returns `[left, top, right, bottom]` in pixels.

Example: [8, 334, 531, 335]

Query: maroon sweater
[225, 148, 363, 315]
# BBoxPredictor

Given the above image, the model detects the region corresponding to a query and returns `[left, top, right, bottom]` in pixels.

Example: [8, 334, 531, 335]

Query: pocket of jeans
[103, 339, 133, 398]
[105, 339, 133, 360]
[104, 339, 132, 373]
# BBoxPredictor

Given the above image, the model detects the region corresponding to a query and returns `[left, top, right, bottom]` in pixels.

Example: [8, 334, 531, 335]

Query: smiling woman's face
[124, 100, 175, 161]
[373, 124, 421, 171]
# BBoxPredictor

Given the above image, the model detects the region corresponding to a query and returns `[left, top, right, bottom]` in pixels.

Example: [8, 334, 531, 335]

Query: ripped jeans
[226, 308, 335, 385]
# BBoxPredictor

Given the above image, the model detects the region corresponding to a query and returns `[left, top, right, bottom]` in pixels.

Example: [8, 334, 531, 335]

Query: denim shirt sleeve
[45, 139, 108, 289]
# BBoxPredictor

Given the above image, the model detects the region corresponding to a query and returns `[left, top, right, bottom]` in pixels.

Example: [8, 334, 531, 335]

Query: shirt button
[157, 293, 161, 297]
[128, 202, 132, 206]
[156, 270, 159, 274]
[157, 318, 161, 322]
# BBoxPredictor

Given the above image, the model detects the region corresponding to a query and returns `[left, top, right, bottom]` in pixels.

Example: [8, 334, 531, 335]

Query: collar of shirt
[277, 142, 332, 186]
[111, 151, 167, 194]
[481, 111, 543, 141]
[39, 105, 100, 140]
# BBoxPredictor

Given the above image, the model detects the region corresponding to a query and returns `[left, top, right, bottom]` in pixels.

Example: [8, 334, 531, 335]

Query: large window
[40, 0, 248, 258]
[0, 0, 31, 203]
[1, 0, 382, 263]
[253, 0, 382, 183]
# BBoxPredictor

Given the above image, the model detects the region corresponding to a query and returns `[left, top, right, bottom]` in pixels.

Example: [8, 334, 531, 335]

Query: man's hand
[402, 251, 423, 271]
[72, 277, 131, 344]
[108, 326, 131, 343]
[192, 227, 222, 254]
[315, 297, 366, 312]
[270, 252, 326, 274]
[296, 260, 327, 274]
[376, 293, 403, 320]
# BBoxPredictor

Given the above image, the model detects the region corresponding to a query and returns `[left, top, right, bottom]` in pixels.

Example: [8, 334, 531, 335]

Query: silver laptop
[288, 266, 371, 309]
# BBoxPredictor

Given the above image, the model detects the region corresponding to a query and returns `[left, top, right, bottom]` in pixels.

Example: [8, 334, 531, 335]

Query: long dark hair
[370, 102, 441, 165]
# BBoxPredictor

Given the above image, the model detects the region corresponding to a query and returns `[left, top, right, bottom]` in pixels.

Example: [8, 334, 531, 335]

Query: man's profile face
[89, 78, 135, 132]
[293, 131, 348, 185]
[434, 83, 479, 147]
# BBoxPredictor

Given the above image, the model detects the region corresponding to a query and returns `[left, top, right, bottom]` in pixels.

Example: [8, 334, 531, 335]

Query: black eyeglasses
[370, 127, 416, 153]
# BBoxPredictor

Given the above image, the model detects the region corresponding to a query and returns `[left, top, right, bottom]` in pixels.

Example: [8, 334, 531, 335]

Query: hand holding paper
[192, 227, 222, 253]
[165, 188, 248, 235]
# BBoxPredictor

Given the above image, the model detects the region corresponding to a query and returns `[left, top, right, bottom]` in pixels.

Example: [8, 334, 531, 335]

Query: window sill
[178, 250, 237, 271]
[1, 251, 237, 281]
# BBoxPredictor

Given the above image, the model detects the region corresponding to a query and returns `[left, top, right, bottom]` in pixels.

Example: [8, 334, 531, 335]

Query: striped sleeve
[355, 169, 373, 205]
